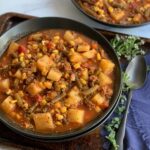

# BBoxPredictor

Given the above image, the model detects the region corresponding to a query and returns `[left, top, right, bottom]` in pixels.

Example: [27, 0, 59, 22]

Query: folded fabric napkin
[124, 54, 150, 150]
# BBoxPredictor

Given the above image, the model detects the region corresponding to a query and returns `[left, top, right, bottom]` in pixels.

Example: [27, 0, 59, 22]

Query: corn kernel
[37, 52, 43, 58]
[55, 121, 62, 126]
[70, 48, 75, 53]
[20, 52, 24, 57]
[19, 56, 24, 62]
[50, 109, 55, 114]
[18, 90, 24, 97]
[80, 78, 87, 85]
[97, 53, 101, 60]
[16, 114, 21, 120]
[44, 81, 52, 89]
[108, 7, 113, 13]
[39, 82, 44, 88]
[127, 18, 132, 21]
[21, 62, 26, 67]
[27, 54, 32, 58]
[41, 99, 47, 106]
[54, 36, 60, 41]
[11, 100, 17, 104]
[22, 73, 27, 80]
[74, 63, 80, 69]
[25, 60, 29, 64]
[60, 83, 67, 89]
[69, 40, 75, 46]
[12, 112, 16, 117]
[54, 102, 62, 108]
[95, 106, 102, 112]
[55, 108, 60, 113]
[6, 89, 12, 95]
[42, 40, 49, 45]
[52, 50, 59, 54]
[65, 73, 69, 78]
[12, 58, 19, 64]
[42, 46, 47, 52]
[65, 103, 70, 108]
[56, 114, 63, 120]
[60, 107, 67, 113]
[32, 44, 38, 50]
[109, 0, 113, 3]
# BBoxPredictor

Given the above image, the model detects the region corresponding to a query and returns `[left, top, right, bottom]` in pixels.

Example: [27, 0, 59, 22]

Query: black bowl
[0, 17, 122, 141]
[72, 0, 150, 28]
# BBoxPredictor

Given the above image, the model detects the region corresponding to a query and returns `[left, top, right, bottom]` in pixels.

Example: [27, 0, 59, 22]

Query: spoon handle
[116, 90, 132, 150]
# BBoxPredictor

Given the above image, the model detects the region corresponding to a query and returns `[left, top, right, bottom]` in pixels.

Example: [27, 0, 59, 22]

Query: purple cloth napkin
[124, 54, 150, 150]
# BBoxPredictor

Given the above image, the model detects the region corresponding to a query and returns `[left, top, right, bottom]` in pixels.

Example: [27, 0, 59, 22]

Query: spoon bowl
[126, 55, 147, 89]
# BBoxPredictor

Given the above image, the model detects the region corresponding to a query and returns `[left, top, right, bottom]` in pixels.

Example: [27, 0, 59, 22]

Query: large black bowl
[72, 0, 150, 28]
[0, 17, 122, 141]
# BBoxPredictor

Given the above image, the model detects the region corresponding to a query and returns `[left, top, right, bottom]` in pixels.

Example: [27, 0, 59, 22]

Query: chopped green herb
[111, 35, 145, 60]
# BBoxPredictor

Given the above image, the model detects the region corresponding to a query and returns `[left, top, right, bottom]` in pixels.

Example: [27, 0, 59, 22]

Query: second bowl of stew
[0, 17, 122, 141]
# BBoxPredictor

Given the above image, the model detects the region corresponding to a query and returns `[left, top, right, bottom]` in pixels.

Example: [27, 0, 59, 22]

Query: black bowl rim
[72, 0, 150, 28]
[0, 17, 122, 141]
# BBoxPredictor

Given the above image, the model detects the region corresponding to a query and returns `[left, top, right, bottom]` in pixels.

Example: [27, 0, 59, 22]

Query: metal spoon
[116, 55, 147, 150]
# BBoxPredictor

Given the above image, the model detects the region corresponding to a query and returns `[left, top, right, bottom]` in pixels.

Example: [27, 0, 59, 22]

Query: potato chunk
[67, 109, 84, 124]
[82, 49, 97, 59]
[37, 55, 54, 76]
[110, 9, 125, 21]
[47, 68, 62, 81]
[33, 113, 54, 131]
[70, 52, 83, 63]
[0, 79, 10, 92]
[65, 87, 81, 107]
[1, 96, 16, 114]
[27, 83, 43, 96]
[99, 72, 112, 86]
[64, 31, 74, 42]
[100, 59, 115, 74]
[133, 14, 142, 23]
[77, 44, 90, 52]
[91, 94, 105, 106]
[7, 42, 19, 55]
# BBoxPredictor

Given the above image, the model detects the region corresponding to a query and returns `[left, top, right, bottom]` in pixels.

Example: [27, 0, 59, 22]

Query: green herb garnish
[104, 35, 145, 150]
[111, 35, 145, 60]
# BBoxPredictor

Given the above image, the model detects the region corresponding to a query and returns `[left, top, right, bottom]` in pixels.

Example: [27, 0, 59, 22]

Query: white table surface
[0, 0, 149, 149]
[0, 0, 150, 38]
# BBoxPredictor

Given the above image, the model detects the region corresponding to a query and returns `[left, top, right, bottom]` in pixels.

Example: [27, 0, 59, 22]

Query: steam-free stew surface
[77, 0, 150, 25]
[0, 30, 115, 133]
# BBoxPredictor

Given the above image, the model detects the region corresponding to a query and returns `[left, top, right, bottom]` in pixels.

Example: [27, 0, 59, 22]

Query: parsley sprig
[111, 35, 145, 60]
[104, 35, 146, 150]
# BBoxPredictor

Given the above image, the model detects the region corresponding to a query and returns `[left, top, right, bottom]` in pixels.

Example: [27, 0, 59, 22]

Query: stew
[0, 29, 115, 133]
[77, 0, 150, 25]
